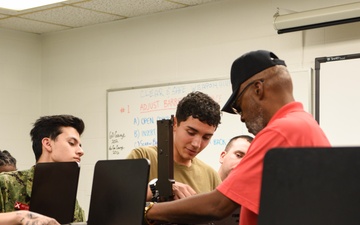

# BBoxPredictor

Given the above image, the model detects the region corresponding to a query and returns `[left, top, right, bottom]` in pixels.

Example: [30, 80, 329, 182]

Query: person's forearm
[146, 190, 237, 224]
[0, 211, 60, 225]
[0, 211, 24, 225]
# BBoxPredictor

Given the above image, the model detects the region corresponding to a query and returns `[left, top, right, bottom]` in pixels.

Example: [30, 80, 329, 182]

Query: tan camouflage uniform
[0, 166, 85, 222]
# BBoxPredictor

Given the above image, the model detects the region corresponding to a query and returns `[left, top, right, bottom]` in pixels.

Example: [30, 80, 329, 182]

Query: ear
[42, 137, 52, 153]
[173, 117, 178, 132]
[254, 80, 265, 100]
[219, 151, 226, 163]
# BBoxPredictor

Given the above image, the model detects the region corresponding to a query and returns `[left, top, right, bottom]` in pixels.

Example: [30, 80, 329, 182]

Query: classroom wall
[2, 0, 360, 216]
[0, 28, 42, 169]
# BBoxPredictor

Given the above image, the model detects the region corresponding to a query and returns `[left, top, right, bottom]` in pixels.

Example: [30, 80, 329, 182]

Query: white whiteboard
[319, 56, 360, 146]
[107, 69, 312, 170]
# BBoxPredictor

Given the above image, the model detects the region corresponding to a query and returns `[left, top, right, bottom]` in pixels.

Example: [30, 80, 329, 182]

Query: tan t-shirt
[127, 146, 221, 194]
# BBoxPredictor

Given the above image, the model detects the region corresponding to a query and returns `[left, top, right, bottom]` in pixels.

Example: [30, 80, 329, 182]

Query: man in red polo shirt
[144, 50, 331, 225]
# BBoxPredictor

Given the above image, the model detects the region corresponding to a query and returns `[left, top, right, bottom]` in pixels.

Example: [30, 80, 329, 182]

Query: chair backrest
[87, 158, 150, 225]
[258, 147, 360, 225]
[30, 162, 80, 224]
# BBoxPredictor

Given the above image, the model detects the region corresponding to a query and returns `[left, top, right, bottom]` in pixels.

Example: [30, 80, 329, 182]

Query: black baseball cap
[222, 50, 286, 113]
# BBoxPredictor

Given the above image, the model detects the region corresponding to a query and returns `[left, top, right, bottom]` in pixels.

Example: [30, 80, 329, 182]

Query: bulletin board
[107, 69, 312, 170]
[315, 53, 360, 146]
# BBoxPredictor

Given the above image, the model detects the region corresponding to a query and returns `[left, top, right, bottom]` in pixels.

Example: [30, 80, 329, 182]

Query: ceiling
[0, 0, 222, 34]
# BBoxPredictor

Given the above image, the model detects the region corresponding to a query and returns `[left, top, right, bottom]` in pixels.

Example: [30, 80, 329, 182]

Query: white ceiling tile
[20, 5, 122, 27]
[172, 0, 220, 5]
[64, 0, 88, 4]
[0, 17, 69, 34]
[0, 0, 224, 34]
[0, 3, 65, 16]
[74, 0, 185, 17]
[0, 8, 20, 16]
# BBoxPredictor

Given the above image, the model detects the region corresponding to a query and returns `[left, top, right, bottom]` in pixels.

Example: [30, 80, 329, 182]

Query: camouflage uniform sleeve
[0, 176, 6, 212]
[73, 199, 85, 222]
[0, 172, 30, 213]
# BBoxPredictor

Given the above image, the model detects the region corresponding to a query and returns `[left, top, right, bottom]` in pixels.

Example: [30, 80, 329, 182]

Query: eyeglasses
[231, 79, 264, 115]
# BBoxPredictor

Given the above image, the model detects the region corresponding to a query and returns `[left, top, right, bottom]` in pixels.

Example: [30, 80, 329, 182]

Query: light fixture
[0, 0, 67, 11]
[273, 2, 360, 34]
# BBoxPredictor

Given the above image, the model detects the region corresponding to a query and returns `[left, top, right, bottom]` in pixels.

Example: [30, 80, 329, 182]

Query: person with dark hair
[218, 135, 253, 181]
[30, 115, 85, 162]
[143, 50, 330, 225]
[127, 91, 222, 201]
[0, 150, 17, 173]
[0, 115, 86, 223]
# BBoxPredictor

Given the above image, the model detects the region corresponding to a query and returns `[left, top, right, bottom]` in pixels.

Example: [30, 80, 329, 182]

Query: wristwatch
[144, 202, 156, 225]
[149, 178, 159, 202]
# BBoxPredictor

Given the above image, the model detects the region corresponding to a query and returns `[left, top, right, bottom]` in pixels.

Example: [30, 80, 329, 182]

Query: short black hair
[176, 91, 221, 128]
[0, 150, 16, 167]
[225, 135, 254, 152]
[30, 115, 85, 161]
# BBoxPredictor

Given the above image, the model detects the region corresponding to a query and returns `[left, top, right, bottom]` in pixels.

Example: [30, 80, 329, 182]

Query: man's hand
[172, 181, 197, 200]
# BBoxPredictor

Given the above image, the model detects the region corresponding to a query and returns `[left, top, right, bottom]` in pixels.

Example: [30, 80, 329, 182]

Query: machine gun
[155, 115, 175, 202]
[154, 116, 212, 225]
